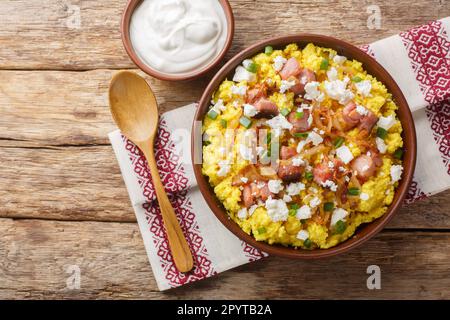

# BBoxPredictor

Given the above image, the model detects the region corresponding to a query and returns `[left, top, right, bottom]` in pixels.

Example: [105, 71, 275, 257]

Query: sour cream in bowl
[121, 0, 234, 81]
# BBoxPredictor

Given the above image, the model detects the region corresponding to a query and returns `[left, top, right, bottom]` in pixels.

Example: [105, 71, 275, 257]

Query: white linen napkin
[109, 17, 450, 291]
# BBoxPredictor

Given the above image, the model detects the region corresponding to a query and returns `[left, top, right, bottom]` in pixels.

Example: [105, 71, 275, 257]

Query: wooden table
[1, 0, 449, 299]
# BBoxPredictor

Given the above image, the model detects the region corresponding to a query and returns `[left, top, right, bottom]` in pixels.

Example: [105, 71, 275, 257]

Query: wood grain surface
[0, 0, 449, 299]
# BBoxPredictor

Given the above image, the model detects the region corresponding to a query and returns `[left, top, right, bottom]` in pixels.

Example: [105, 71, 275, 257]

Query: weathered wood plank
[1, 144, 449, 227]
[0, 0, 448, 70]
[0, 218, 448, 299]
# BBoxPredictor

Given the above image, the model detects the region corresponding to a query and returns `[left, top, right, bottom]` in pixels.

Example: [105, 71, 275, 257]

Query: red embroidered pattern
[404, 179, 427, 204]
[241, 242, 268, 262]
[400, 20, 450, 175]
[124, 119, 216, 288]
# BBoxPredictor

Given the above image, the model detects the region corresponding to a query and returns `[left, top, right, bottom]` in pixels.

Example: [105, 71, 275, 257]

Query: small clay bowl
[120, 0, 235, 81]
[192, 34, 417, 259]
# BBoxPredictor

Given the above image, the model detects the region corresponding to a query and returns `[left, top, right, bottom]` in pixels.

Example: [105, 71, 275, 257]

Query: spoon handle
[137, 137, 194, 273]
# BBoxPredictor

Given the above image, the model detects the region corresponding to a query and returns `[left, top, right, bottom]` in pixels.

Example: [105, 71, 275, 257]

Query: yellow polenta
[202, 43, 404, 250]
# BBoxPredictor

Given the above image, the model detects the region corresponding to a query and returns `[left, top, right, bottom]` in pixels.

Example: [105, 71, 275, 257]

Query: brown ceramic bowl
[120, 0, 234, 81]
[192, 34, 417, 259]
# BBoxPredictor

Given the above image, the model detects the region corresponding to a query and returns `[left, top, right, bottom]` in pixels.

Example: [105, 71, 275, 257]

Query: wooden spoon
[109, 71, 194, 273]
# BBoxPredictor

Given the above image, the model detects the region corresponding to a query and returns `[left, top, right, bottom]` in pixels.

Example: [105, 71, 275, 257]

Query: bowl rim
[120, 0, 235, 81]
[191, 34, 417, 259]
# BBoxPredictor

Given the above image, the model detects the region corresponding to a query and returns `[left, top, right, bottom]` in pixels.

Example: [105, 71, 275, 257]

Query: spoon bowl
[109, 71, 194, 272]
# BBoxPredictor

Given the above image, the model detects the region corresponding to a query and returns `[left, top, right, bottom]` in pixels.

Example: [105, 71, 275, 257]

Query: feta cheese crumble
[296, 205, 312, 220]
[231, 85, 247, 96]
[324, 79, 354, 105]
[355, 80, 372, 97]
[292, 156, 305, 167]
[377, 115, 396, 130]
[273, 55, 287, 71]
[390, 165, 403, 183]
[237, 208, 248, 220]
[265, 197, 289, 222]
[327, 67, 338, 81]
[243, 103, 258, 117]
[296, 229, 309, 241]
[280, 79, 296, 93]
[321, 180, 338, 192]
[233, 66, 256, 82]
[336, 145, 354, 164]
[283, 194, 292, 202]
[217, 160, 231, 177]
[360, 192, 370, 201]
[304, 81, 324, 101]
[266, 114, 293, 136]
[333, 55, 347, 65]
[268, 180, 284, 194]
[309, 196, 321, 208]
[307, 131, 323, 146]
[286, 182, 306, 196]
[240, 177, 249, 184]
[376, 137, 387, 154]
[330, 208, 349, 227]
[356, 105, 369, 116]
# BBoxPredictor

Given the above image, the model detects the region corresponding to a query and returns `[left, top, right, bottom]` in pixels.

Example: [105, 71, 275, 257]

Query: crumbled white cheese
[321, 180, 338, 192]
[268, 180, 284, 194]
[240, 177, 249, 184]
[218, 147, 226, 155]
[237, 208, 248, 220]
[296, 140, 308, 153]
[273, 55, 287, 71]
[324, 79, 354, 105]
[336, 145, 354, 164]
[333, 55, 347, 65]
[376, 137, 387, 154]
[360, 192, 370, 201]
[292, 156, 305, 167]
[327, 67, 338, 81]
[338, 166, 346, 172]
[330, 208, 349, 227]
[217, 160, 231, 177]
[242, 59, 254, 70]
[243, 103, 258, 117]
[280, 79, 296, 94]
[328, 161, 335, 169]
[307, 131, 323, 146]
[239, 144, 255, 162]
[344, 176, 350, 182]
[211, 99, 226, 114]
[296, 205, 312, 220]
[309, 196, 321, 208]
[233, 66, 256, 82]
[355, 80, 372, 97]
[304, 81, 324, 101]
[390, 165, 403, 183]
[265, 197, 289, 222]
[286, 182, 306, 196]
[231, 85, 247, 96]
[356, 105, 369, 116]
[283, 194, 292, 202]
[307, 113, 313, 127]
[296, 229, 310, 241]
[377, 115, 396, 130]
[266, 114, 293, 136]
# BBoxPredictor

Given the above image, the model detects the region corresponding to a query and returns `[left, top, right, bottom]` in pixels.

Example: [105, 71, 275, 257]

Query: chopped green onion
[352, 76, 363, 83]
[290, 203, 300, 210]
[257, 227, 266, 234]
[281, 108, 290, 116]
[295, 111, 304, 119]
[333, 137, 345, 148]
[239, 116, 252, 129]
[305, 171, 314, 181]
[265, 46, 274, 55]
[324, 202, 335, 212]
[288, 209, 297, 217]
[207, 109, 218, 120]
[393, 148, 404, 159]
[320, 58, 329, 70]
[294, 132, 309, 138]
[203, 140, 211, 146]
[220, 119, 227, 128]
[303, 238, 312, 248]
[334, 220, 347, 234]
[246, 62, 258, 73]
[377, 127, 388, 139]
[348, 187, 360, 196]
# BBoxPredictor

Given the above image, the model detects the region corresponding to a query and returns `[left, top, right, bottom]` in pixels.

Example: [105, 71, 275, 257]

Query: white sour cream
[130, 0, 228, 75]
